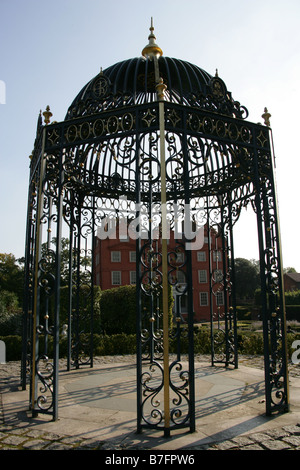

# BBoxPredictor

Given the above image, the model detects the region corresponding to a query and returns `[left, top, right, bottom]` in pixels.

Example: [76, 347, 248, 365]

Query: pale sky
[0, 0, 299, 270]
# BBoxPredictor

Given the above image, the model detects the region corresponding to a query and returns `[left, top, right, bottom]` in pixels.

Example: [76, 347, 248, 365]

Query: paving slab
[1, 359, 300, 450]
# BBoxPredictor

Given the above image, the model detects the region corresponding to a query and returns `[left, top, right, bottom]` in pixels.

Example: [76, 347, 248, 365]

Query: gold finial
[142, 18, 163, 59]
[262, 107, 271, 127]
[43, 105, 52, 125]
[156, 77, 167, 100]
[215, 68, 219, 77]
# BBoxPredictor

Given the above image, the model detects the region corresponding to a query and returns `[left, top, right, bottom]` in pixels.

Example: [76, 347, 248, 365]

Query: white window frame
[200, 292, 209, 306]
[112, 271, 121, 285]
[197, 251, 206, 262]
[130, 271, 136, 284]
[216, 291, 224, 306]
[198, 269, 207, 283]
[111, 251, 121, 262]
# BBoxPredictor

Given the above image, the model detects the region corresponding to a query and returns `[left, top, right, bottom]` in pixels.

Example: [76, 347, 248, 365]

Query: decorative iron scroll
[34, 355, 54, 413]
[255, 173, 289, 414]
[137, 230, 194, 433]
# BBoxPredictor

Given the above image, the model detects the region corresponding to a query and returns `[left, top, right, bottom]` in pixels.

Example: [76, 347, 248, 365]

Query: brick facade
[93, 224, 227, 322]
[284, 272, 300, 292]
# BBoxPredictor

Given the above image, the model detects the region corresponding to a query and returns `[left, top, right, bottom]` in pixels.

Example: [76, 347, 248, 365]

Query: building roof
[285, 272, 300, 283]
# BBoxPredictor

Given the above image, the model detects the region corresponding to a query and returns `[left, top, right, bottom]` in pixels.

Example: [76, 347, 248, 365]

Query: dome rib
[65, 56, 247, 120]
[165, 57, 184, 104]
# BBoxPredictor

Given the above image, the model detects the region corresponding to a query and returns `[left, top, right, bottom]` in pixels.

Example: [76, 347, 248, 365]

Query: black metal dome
[65, 21, 249, 120]
[66, 57, 204, 117]
[65, 55, 248, 121]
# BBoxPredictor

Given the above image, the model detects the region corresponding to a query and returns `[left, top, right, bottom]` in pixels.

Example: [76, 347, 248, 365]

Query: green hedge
[100, 285, 137, 335]
[100, 284, 174, 335]
[254, 289, 300, 321]
[236, 331, 300, 357]
[285, 290, 300, 305]
[59, 285, 102, 334]
[236, 306, 252, 321]
[3, 328, 300, 362]
[93, 333, 136, 356]
[286, 305, 300, 321]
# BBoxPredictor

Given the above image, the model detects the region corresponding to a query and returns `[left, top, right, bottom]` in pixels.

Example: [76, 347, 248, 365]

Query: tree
[0, 254, 24, 335]
[0, 290, 19, 315]
[283, 267, 297, 274]
[41, 237, 92, 286]
[0, 253, 24, 304]
[234, 257, 260, 301]
[0, 289, 22, 335]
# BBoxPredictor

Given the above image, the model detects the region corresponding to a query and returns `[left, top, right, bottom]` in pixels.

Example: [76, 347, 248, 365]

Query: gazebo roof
[65, 22, 247, 120]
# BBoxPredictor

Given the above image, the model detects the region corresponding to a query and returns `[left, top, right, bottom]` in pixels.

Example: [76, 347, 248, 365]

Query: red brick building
[284, 272, 300, 292]
[93, 223, 227, 322]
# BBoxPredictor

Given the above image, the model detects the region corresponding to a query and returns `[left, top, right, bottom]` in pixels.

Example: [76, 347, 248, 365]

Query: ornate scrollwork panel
[137, 196, 195, 432]
[30, 153, 63, 416]
[210, 225, 237, 366]
[255, 175, 289, 413]
[35, 355, 54, 413]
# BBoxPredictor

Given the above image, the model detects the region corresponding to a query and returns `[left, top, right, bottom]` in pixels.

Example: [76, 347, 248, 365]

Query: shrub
[59, 285, 101, 334]
[194, 327, 211, 354]
[236, 306, 251, 321]
[238, 332, 264, 355]
[169, 326, 211, 355]
[94, 333, 136, 355]
[100, 285, 137, 335]
[3, 329, 300, 362]
[100, 284, 174, 336]
[0, 290, 23, 336]
[285, 290, 300, 305]
[285, 305, 300, 321]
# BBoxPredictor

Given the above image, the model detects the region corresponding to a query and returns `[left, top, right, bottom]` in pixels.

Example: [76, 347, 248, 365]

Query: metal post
[228, 197, 238, 368]
[67, 201, 74, 371]
[253, 123, 289, 416]
[268, 128, 290, 411]
[157, 82, 170, 437]
[52, 151, 63, 421]
[90, 197, 96, 369]
[31, 129, 46, 415]
[182, 110, 195, 433]
[135, 131, 142, 434]
[21, 179, 34, 390]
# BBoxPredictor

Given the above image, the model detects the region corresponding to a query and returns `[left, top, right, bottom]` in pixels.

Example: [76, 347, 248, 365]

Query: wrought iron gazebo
[22, 21, 289, 437]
